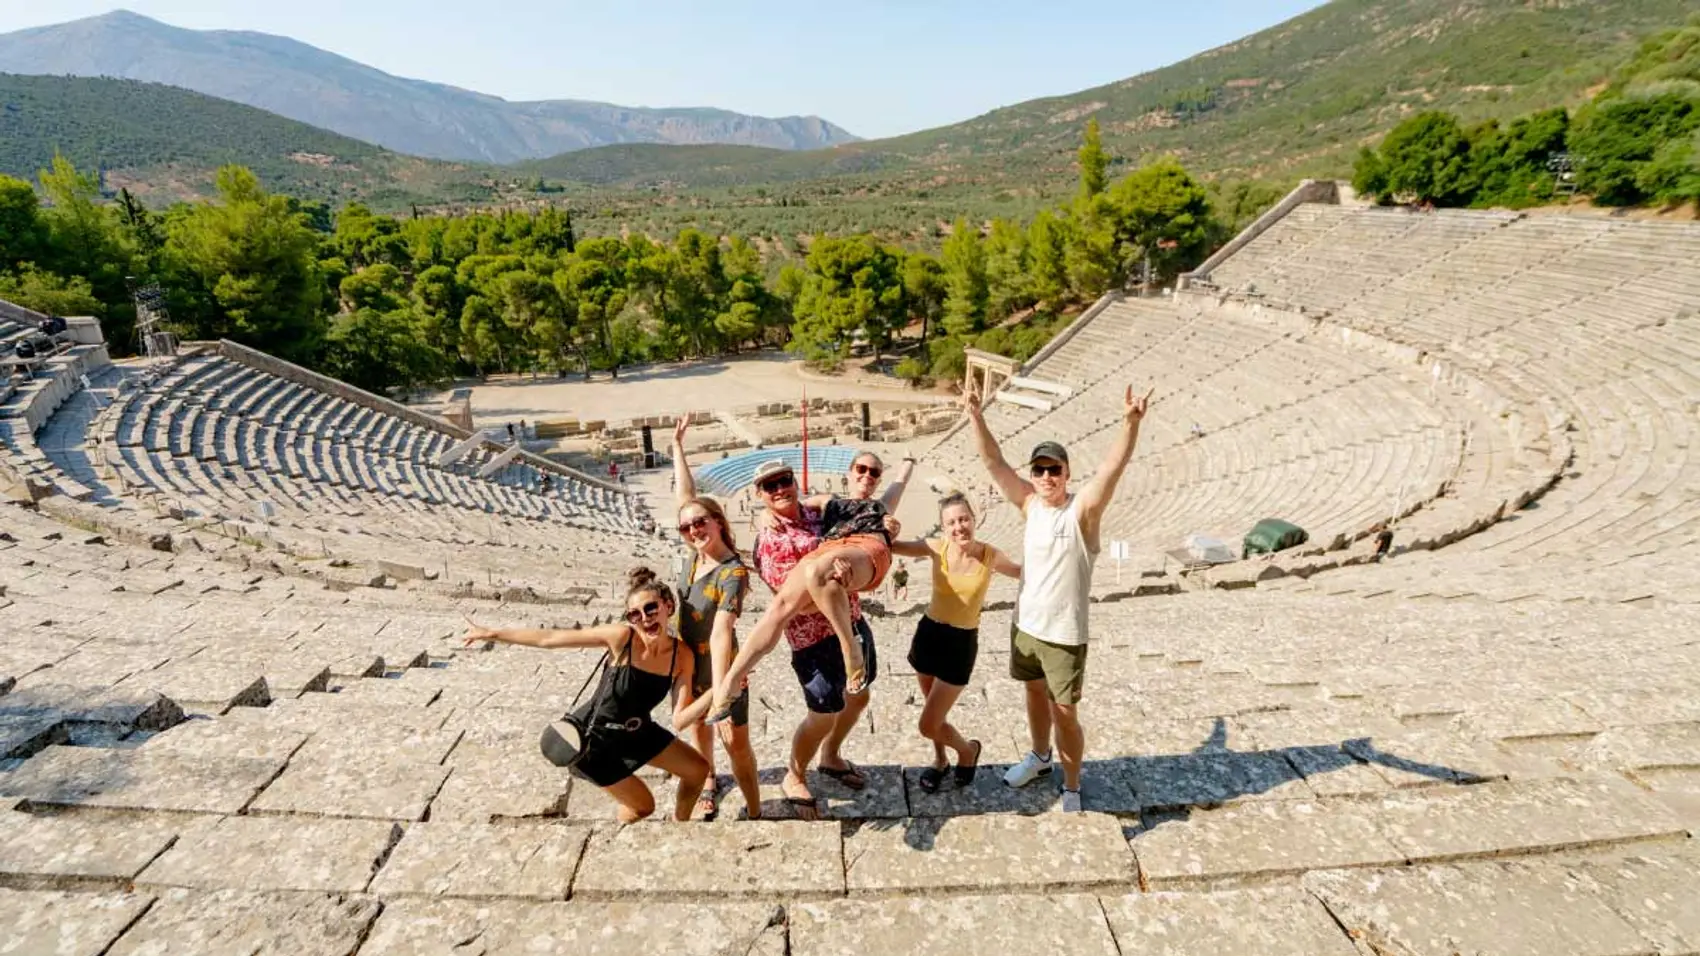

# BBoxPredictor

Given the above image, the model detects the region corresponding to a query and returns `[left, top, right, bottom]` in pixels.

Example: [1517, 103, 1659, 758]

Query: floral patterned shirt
[752, 504, 862, 652]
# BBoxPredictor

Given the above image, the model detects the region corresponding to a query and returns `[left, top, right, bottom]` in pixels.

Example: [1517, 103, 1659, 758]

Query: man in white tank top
[964, 384, 1152, 812]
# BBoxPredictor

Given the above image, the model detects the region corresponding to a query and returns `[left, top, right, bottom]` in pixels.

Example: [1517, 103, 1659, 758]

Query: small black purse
[539, 649, 613, 768]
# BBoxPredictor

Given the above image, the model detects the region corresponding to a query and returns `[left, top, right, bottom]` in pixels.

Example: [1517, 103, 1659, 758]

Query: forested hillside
[0, 74, 495, 208]
[552, 0, 1698, 239]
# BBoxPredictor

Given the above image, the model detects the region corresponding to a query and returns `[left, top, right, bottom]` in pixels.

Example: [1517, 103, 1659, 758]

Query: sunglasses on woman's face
[677, 515, 712, 536]
[1030, 463, 1065, 478]
[853, 463, 883, 479]
[757, 473, 795, 494]
[625, 601, 662, 624]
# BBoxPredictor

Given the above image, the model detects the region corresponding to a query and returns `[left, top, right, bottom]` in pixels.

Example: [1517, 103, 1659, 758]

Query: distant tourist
[1373, 522, 1394, 561]
[963, 384, 1152, 812]
[891, 560, 910, 601]
[664, 418, 762, 820]
[507, 423, 516, 442]
[461, 567, 708, 823]
[708, 451, 915, 726]
[890, 493, 1021, 792]
[1191, 422, 1204, 439]
[540, 474, 552, 494]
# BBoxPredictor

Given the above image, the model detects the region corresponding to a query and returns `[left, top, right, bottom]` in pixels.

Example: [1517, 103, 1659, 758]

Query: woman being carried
[462, 568, 709, 823]
[706, 451, 913, 724]
[890, 493, 1021, 792]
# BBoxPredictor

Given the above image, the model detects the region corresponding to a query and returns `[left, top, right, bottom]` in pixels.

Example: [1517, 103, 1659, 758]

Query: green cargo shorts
[1009, 627, 1089, 704]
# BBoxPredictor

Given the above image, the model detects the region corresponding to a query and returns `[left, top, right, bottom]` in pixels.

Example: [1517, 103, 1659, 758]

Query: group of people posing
[464, 383, 1153, 821]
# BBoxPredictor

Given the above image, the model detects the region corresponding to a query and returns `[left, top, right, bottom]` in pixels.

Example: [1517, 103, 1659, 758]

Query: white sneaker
[1002, 750, 1053, 788]
[1060, 788, 1083, 813]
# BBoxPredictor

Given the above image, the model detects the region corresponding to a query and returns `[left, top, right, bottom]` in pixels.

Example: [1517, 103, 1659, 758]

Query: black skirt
[907, 614, 979, 686]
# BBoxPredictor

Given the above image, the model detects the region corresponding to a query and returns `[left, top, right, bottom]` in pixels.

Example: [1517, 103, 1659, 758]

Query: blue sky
[1, 1, 1325, 138]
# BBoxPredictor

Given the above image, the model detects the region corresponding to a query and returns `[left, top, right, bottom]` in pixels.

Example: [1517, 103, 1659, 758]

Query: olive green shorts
[1009, 627, 1089, 704]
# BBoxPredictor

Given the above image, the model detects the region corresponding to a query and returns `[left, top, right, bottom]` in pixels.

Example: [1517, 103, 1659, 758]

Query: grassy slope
[0, 73, 494, 207]
[550, 0, 1693, 192]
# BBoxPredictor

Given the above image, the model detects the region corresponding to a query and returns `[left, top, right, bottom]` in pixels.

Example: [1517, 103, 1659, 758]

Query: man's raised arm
[964, 388, 1032, 510]
[1077, 385, 1152, 543]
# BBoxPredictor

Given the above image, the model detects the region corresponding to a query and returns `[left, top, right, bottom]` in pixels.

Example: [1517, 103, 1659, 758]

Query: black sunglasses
[757, 473, 795, 494]
[853, 463, 883, 479]
[677, 515, 712, 536]
[1030, 463, 1065, 478]
[625, 600, 662, 624]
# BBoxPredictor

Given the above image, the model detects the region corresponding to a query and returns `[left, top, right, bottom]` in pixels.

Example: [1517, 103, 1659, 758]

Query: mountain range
[0, 10, 858, 163]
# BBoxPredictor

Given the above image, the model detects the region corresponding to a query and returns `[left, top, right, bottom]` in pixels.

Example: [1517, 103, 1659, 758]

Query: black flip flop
[954, 739, 983, 787]
[818, 761, 867, 791]
[917, 765, 948, 794]
[783, 794, 821, 820]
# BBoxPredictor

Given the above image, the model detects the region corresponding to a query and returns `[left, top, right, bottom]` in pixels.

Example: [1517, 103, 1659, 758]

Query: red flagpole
[800, 386, 810, 494]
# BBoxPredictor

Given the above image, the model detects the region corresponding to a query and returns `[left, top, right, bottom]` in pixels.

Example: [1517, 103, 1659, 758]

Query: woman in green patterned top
[669, 416, 762, 821]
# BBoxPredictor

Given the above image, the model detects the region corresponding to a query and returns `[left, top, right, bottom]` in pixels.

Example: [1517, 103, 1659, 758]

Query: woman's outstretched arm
[464, 619, 625, 650]
[986, 545, 1022, 579]
[890, 537, 932, 559]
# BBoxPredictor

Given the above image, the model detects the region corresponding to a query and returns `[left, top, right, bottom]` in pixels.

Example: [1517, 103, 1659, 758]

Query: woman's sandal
[819, 761, 866, 791]
[953, 739, 983, 788]
[917, 765, 948, 794]
[695, 789, 719, 823]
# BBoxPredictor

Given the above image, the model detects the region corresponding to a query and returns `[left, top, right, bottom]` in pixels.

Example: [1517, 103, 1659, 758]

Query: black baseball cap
[1026, 441, 1069, 466]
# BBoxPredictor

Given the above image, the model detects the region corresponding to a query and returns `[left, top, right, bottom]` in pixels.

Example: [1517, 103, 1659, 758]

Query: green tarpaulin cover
[1244, 518, 1308, 556]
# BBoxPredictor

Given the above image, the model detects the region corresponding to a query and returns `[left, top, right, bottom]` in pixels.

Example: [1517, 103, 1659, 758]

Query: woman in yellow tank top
[891, 493, 1021, 793]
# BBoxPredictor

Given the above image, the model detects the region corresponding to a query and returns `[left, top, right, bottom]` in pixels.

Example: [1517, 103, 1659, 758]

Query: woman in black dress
[463, 568, 710, 823]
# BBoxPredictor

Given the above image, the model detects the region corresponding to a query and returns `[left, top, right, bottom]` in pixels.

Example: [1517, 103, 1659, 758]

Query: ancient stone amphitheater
[1, 193, 1696, 954]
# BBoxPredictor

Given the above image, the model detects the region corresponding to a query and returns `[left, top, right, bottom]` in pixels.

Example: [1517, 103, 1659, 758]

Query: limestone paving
[4, 205, 1700, 951]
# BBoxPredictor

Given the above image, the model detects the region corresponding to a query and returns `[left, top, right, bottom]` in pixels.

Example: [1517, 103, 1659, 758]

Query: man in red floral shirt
[749, 459, 878, 818]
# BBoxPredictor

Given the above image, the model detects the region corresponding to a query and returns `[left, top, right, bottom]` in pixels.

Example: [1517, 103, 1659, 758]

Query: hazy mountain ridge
[0, 10, 859, 163]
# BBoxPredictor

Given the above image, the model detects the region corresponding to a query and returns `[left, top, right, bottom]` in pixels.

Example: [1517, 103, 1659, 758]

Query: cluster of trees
[1353, 24, 1700, 208]
[1, 120, 1232, 395]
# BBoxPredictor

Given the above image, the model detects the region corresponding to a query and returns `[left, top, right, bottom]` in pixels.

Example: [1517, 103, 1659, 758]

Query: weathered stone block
[0, 745, 283, 814]
[1370, 776, 1689, 863]
[0, 715, 67, 760]
[359, 898, 784, 956]
[0, 888, 155, 956]
[1100, 887, 1359, 955]
[845, 812, 1135, 896]
[138, 815, 400, 893]
[117, 660, 270, 713]
[1307, 861, 1653, 956]
[1132, 798, 1405, 887]
[0, 805, 190, 886]
[368, 821, 590, 900]
[0, 683, 184, 732]
[106, 888, 383, 956]
[429, 743, 571, 823]
[791, 894, 1119, 956]
[574, 821, 844, 900]
[139, 718, 309, 762]
[248, 756, 450, 821]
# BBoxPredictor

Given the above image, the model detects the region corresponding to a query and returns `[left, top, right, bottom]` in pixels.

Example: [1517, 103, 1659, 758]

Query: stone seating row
[1197, 204, 1700, 594]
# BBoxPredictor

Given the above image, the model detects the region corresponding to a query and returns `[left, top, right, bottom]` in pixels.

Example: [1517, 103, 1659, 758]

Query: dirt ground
[446, 352, 942, 429]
